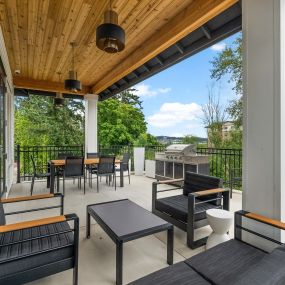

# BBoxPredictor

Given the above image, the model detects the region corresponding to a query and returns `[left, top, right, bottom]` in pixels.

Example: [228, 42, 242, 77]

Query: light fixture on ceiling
[54, 72, 65, 108]
[96, 0, 125, 53]
[64, 42, 82, 92]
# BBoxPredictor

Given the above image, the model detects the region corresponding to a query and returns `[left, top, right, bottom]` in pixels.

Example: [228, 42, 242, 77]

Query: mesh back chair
[30, 156, 50, 196]
[116, 153, 131, 184]
[57, 152, 74, 159]
[86, 152, 99, 187]
[62, 156, 85, 195]
[92, 156, 116, 192]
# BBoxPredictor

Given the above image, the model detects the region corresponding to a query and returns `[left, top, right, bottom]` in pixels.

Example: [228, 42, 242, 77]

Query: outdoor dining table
[47, 158, 123, 193]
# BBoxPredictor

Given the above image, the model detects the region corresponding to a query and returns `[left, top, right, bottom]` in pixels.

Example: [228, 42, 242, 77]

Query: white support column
[85, 94, 99, 154]
[243, 0, 285, 243]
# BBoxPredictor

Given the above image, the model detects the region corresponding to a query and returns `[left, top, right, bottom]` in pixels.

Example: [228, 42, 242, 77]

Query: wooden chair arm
[1, 193, 62, 204]
[193, 188, 229, 197]
[0, 215, 66, 233]
[154, 179, 184, 185]
[245, 212, 285, 230]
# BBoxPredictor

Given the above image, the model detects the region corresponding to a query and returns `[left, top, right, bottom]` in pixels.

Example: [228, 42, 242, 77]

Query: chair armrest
[193, 188, 229, 197]
[245, 212, 285, 230]
[153, 178, 184, 185]
[1, 193, 63, 204]
[0, 215, 66, 233]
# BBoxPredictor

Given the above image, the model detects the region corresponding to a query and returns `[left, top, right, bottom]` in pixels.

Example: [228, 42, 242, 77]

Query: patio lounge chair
[129, 210, 285, 285]
[0, 193, 79, 285]
[152, 172, 230, 249]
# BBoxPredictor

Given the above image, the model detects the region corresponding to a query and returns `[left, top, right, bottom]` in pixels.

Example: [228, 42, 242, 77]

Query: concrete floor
[8, 175, 242, 285]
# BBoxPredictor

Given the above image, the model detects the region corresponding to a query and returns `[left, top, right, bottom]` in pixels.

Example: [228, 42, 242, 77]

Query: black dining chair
[60, 156, 85, 195]
[92, 156, 116, 192]
[116, 153, 131, 184]
[86, 152, 99, 187]
[30, 156, 50, 195]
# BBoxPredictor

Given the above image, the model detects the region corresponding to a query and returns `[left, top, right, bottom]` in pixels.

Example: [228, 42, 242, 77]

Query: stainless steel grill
[155, 144, 209, 180]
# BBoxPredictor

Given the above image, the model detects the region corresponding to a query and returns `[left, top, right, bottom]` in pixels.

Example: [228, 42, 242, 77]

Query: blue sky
[133, 32, 240, 138]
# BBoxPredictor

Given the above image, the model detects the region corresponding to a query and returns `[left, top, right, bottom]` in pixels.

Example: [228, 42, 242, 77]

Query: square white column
[243, 0, 285, 243]
[85, 94, 99, 154]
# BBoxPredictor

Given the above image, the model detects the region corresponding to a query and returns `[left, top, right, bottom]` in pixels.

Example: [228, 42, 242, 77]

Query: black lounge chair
[0, 193, 79, 285]
[129, 210, 285, 285]
[152, 172, 230, 249]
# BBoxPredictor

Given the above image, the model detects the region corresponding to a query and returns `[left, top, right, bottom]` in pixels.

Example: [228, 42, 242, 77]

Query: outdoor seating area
[6, 174, 242, 285]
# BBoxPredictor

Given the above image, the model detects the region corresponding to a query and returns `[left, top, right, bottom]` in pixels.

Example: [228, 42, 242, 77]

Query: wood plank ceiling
[0, 0, 238, 96]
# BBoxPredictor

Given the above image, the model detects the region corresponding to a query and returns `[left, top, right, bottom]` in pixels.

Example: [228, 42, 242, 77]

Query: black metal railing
[196, 147, 242, 187]
[15, 144, 242, 188]
[15, 145, 84, 182]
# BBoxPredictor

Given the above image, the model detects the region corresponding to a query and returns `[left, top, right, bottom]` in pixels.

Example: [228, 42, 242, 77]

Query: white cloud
[210, 42, 226, 51]
[148, 102, 203, 128]
[133, 83, 171, 98]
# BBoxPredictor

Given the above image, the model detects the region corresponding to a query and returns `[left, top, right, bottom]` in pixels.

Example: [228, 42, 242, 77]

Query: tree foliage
[210, 34, 242, 127]
[15, 95, 84, 146]
[15, 89, 157, 148]
[182, 135, 199, 145]
[98, 89, 148, 146]
[202, 86, 227, 147]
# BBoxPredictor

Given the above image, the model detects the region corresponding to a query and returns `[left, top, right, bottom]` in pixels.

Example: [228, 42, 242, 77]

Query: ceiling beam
[201, 25, 212, 39]
[92, 0, 238, 94]
[13, 77, 91, 96]
[174, 43, 184, 54]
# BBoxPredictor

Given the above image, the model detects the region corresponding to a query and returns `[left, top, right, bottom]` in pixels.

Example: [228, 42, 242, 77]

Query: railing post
[16, 144, 20, 183]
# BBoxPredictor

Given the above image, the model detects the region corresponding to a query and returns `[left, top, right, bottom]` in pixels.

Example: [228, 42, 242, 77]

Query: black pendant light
[96, 1, 125, 53]
[54, 72, 65, 108]
[64, 42, 82, 92]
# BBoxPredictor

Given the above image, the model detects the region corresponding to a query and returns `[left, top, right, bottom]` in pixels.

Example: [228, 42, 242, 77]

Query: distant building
[206, 121, 241, 147]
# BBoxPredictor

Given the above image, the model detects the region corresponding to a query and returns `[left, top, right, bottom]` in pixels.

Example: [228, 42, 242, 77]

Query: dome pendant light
[54, 72, 65, 108]
[64, 42, 82, 92]
[96, 1, 125, 53]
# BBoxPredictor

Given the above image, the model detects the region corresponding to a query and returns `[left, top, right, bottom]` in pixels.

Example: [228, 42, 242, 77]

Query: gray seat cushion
[186, 239, 266, 285]
[127, 261, 211, 285]
[155, 194, 221, 222]
[232, 246, 285, 285]
[0, 221, 74, 278]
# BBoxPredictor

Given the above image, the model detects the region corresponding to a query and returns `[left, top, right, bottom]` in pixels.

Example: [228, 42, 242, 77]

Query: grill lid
[165, 144, 197, 155]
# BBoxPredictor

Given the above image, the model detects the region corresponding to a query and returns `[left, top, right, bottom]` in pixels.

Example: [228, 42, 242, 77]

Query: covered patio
[0, 0, 284, 284]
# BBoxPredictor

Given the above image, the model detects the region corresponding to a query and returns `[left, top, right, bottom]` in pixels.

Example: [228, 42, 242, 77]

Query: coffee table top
[87, 199, 172, 242]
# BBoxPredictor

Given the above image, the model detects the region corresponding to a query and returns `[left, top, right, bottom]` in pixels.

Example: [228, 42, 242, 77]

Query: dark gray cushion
[186, 239, 266, 285]
[155, 194, 221, 222]
[0, 221, 74, 278]
[0, 202, 5, 226]
[128, 261, 211, 285]
[183, 172, 222, 206]
[232, 246, 285, 285]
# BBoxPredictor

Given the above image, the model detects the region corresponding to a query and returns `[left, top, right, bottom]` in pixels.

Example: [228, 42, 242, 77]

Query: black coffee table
[86, 199, 174, 285]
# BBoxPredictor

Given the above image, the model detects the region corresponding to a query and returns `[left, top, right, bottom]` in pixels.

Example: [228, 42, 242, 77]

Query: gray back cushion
[232, 246, 285, 285]
[0, 201, 5, 225]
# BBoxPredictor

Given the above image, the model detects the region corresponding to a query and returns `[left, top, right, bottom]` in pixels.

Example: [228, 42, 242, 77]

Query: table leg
[116, 241, 123, 285]
[167, 226, 174, 265]
[86, 210, 91, 239]
[120, 162, 124, 187]
[50, 163, 55, 194]
[47, 162, 51, 188]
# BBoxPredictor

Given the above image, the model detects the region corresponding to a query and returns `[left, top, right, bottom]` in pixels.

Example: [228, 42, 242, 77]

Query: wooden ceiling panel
[0, 0, 238, 95]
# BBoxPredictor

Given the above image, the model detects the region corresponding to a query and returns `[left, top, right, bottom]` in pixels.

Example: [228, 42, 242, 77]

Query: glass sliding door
[0, 68, 5, 196]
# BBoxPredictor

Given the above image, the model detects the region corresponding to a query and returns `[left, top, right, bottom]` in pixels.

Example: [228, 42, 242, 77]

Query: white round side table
[206, 209, 234, 250]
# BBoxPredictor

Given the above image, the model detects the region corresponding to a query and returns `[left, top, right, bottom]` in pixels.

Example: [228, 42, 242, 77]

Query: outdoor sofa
[129, 210, 285, 285]
[0, 193, 79, 285]
[152, 171, 230, 248]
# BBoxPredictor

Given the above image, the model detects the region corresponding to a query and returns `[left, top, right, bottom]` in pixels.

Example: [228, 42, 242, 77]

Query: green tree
[98, 89, 147, 146]
[210, 34, 242, 127]
[15, 95, 84, 146]
[182, 135, 199, 145]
